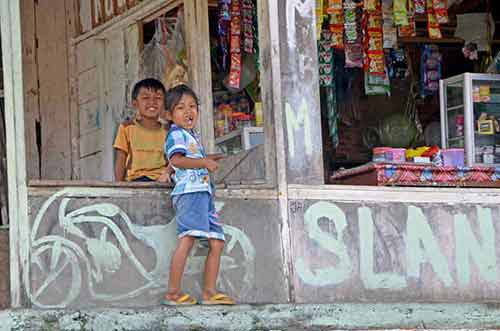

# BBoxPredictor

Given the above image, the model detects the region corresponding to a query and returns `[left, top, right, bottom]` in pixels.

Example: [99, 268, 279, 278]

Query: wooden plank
[266, 0, 292, 302]
[0, 100, 8, 225]
[91, 0, 104, 28]
[77, 68, 99, 104]
[103, 0, 116, 21]
[184, 0, 215, 152]
[278, 0, 324, 184]
[20, 0, 40, 180]
[79, 151, 103, 180]
[115, 0, 127, 15]
[257, 0, 277, 187]
[66, 0, 81, 179]
[79, 99, 100, 135]
[124, 23, 141, 112]
[1, 0, 30, 308]
[101, 30, 126, 180]
[36, 0, 72, 179]
[76, 38, 97, 73]
[79, 129, 103, 157]
[77, 0, 93, 34]
[287, 184, 500, 204]
[73, 0, 180, 43]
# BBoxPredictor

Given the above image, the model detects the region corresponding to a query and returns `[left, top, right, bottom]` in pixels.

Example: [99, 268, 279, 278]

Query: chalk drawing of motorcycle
[25, 189, 255, 308]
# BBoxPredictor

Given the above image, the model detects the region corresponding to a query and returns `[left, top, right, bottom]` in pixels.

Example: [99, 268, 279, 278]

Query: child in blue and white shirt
[162, 84, 234, 306]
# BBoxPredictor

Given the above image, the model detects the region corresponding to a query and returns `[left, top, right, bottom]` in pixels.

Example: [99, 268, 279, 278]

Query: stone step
[2, 303, 500, 331]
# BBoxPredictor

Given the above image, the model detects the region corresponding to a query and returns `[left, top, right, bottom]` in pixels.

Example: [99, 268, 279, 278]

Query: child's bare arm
[114, 149, 128, 181]
[170, 154, 219, 172]
[206, 153, 226, 161]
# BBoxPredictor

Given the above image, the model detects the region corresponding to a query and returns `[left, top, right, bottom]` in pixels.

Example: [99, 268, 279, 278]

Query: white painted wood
[66, 0, 81, 180]
[102, 29, 126, 181]
[1, 0, 30, 308]
[79, 99, 100, 135]
[79, 129, 103, 157]
[79, 152, 103, 180]
[76, 38, 97, 73]
[124, 23, 141, 112]
[21, 0, 40, 180]
[36, 0, 72, 179]
[77, 68, 99, 104]
[94, 37, 109, 180]
[28, 185, 278, 200]
[73, 0, 181, 44]
[287, 184, 500, 204]
[184, 0, 215, 153]
[78, 0, 93, 34]
[257, 0, 277, 187]
[265, 0, 292, 302]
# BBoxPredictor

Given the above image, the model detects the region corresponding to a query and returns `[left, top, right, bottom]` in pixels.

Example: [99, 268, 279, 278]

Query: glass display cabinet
[440, 73, 500, 166]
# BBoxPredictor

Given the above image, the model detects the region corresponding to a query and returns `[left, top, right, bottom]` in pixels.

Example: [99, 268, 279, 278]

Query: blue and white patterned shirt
[165, 124, 212, 196]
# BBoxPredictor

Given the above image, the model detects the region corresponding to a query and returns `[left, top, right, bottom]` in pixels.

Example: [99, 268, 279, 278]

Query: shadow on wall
[0, 227, 9, 309]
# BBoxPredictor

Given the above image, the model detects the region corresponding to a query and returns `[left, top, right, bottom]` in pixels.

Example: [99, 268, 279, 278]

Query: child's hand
[204, 158, 219, 172]
[157, 164, 175, 183]
[157, 172, 171, 183]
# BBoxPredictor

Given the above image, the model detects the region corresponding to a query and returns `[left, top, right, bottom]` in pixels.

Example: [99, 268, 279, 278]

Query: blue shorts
[172, 191, 225, 241]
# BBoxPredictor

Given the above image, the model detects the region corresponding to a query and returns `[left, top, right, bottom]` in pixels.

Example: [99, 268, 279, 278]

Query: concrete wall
[26, 186, 287, 308]
[22, 184, 500, 309]
[289, 199, 500, 303]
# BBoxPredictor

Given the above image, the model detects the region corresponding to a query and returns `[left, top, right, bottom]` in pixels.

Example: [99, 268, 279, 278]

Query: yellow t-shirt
[113, 121, 168, 181]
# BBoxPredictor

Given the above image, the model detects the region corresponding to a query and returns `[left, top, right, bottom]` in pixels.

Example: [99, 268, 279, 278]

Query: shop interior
[140, 0, 263, 155]
[138, 0, 500, 188]
[318, 0, 500, 187]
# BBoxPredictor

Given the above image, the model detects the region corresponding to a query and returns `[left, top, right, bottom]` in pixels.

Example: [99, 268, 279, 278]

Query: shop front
[2, 0, 500, 312]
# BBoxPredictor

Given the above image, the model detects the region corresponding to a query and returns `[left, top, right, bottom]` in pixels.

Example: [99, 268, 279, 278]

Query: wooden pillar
[184, 0, 215, 153]
[36, 0, 73, 179]
[0, 0, 30, 308]
[276, 0, 324, 185]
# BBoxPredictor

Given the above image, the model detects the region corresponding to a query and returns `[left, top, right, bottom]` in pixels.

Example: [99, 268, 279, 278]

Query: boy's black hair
[131, 78, 166, 100]
[165, 84, 200, 113]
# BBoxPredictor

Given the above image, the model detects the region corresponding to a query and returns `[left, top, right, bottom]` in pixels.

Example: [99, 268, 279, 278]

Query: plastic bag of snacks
[420, 44, 441, 96]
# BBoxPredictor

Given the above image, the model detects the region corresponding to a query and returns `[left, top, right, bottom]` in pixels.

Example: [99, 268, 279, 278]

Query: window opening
[208, 0, 264, 157]
[317, 0, 500, 188]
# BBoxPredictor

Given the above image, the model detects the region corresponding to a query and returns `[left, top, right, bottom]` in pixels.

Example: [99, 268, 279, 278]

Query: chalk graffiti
[26, 189, 255, 308]
[296, 201, 499, 289]
[285, 100, 313, 158]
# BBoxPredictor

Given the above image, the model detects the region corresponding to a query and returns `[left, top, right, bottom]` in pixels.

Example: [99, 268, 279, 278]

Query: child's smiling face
[133, 87, 165, 120]
[169, 94, 199, 130]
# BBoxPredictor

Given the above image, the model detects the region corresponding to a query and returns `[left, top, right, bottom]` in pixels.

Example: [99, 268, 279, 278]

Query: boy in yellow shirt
[114, 78, 171, 182]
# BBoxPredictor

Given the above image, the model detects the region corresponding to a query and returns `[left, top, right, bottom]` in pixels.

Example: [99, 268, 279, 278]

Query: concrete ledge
[2, 303, 500, 331]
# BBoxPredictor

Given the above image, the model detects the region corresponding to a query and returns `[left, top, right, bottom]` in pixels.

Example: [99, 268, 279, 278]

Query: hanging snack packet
[326, 0, 343, 13]
[393, 0, 409, 26]
[365, 0, 380, 12]
[228, 52, 242, 89]
[329, 11, 344, 49]
[427, 10, 442, 38]
[432, 0, 448, 24]
[382, 0, 397, 48]
[414, 0, 426, 14]
[420, 44, 441, 96]
[316, 0, 325, 39]
[345, 43, 364, 68]
[318, 30, 335, 87]
[241, 0, 254, 53]
[365, 71, 391, 95]
[344, 0, 364, 68]
[228, 0, 242, 89]
[398, 16, 416, 37]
